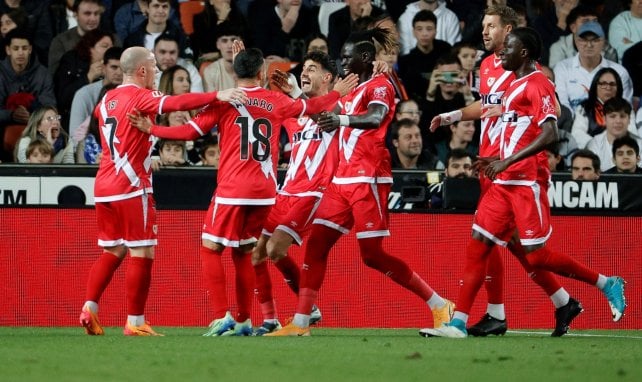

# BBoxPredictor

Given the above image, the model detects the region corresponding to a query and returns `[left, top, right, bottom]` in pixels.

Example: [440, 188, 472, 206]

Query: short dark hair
[233, 48, 264, 79]
[154, 34, 179, 49]
[302, 50, 338, 80]
[103, 46, 123, 64]
[72, 0, 104, 12]
[572, 149, 601, 171]
[199, 135, 219, 157]
[3, 7, 28, 30]
[485, 4, 519, 29]
[4, 28, 32, 47]
[603, 97, 632, 116]
[446, 148, 473, 167]
[510, 27, 542, 61]
[565, 4, 598, 27]
[391, 118, 420, 140]
[612, 135, 639, 157]
[413, 10, 437, 28]
[435, 53, 461, 68]
[214, 21, 243, 41]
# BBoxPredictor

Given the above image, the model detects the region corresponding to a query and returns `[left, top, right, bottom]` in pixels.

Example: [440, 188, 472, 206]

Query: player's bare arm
[429, 100, 482, 132]
[216, 87, 249, 104]
[484, 118, 557, 180]
[316, 103, 388, 132]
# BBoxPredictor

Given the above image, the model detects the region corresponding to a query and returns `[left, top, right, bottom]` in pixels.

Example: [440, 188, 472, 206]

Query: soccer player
[422, 28, 627, 339]
[428, 5, 580, 337]
[79, 46, 247, 336]
[131, 45, 358, 336]
[251, 50, 341, 335]
[267, 28, 454, 337]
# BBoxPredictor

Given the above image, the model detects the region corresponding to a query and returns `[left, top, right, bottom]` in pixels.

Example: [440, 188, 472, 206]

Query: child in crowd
[158, 139, 190, 167]
[26, 138, 53, 164]
[196, 136, 220, 168]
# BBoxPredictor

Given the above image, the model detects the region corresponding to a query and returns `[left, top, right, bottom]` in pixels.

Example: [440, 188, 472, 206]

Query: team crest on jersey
[541, 95, 555, 115]
[373, 86, 387, 98]
[151, 90, 164, 98]
[487, 77, 496, 87]
[108, 100, 117, 110]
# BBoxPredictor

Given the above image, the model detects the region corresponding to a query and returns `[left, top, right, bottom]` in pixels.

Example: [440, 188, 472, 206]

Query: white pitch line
[507, 330, 642, 339]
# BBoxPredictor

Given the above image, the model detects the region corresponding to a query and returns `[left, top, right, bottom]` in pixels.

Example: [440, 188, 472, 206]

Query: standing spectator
[202, 24, 242, 91]
[54, 29, 114, 131]
[570, 149, 601, 180]
[434, 119, 478, 166]
[191, 0, 248, 60]
[397, 0, 460, 55]
[548, 5, 618, 69]
[397, 10, 451, 101]
[531, 0, 578, 65]
[586, 97, 642, 171]
[78, 46, 247, 337]
[571, 68, 637, 148]
[426, 148, 474, 209]
[15, 106, 74, 163]
[608, 0, 642, 61]
[48, 0, 104, 77]
[327, 0, 384, 60]
[0, 0, 52, 66]
[554, 21, 634, 115]
[113, 0, 181, 45]
[390, 118, 438, 169]
[25, 137, 53, 163]
[604, 135, 642, 173]
[153, 35, 203, 92]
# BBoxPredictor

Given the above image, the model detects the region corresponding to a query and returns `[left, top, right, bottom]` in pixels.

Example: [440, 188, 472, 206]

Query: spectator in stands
[54, 29, 114, 131]
[545, 141, 564, 171]
[434, 119, 478, 167]
[0, 29, 56, 132]
[532, 0, 578, 65]
[549, 5, 618, 69]
[248, 0, 318, 61]
[196, 135, 220, 167]
[25, 137, 53, 163]
[48, 0, 104, 77]
[203, 23, 242, 91]
[124, 0, 191, 60]
[192, 0, 248, 61]
[571, 149, 601, 180]
[452, 41, 480, 97]
[288, 32, 329, 84]
[572, 68, 637, 148]
[586, 97, 642, 171]
[608, 0, 642, 61]
[157, 138, 189, 166]
[390, 118, 439, 170]
[554, 21, 634, 115]
[427, 148, 474, 209]
[75, 84, 113, 164]
[605, 134, 642, 173]
[397, 10, 451, 101]
[0, 0, 52, 66]
[113, 0, 180, 45]
[69, 46, 122, 143]
[387, 98, 421, 150]
[49, 0, 76, 37]
[159, 64, 191, 95]
[0, 7, 27, 60]
[397, 0, 460, 55]
[153, 35, 203, 92]
[15, 106, 74, 163]
[327, 0, 384, 60]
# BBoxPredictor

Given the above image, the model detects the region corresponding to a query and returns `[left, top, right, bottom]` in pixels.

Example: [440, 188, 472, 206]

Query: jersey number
[236, 116, 272, 161]
[104, 116, 118, 160]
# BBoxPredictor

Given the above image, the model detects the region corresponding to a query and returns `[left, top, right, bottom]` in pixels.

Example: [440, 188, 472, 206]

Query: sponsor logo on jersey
[480, 91, 503, 105]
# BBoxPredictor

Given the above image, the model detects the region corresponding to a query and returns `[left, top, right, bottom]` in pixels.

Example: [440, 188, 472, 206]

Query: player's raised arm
[429, 100, 482, 132]
[129, 106, 220, 141]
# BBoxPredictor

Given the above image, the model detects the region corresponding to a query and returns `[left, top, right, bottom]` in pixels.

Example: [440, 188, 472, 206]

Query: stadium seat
[2, 124, 26, 159]
[267, 61, 298, 91]
[318, 2, 346, 37]
[179, 0, 205, 35]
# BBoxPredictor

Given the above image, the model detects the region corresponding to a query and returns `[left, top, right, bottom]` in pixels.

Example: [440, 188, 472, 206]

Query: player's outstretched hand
[127, 109, 153, 134]
[217, 87, 248, 104]
[270, 69, 294, 94]
[474, 155, 498, 172]
[481, 105, 502, 118]
[316, 111, 340, 132]
[232, 40, 245, 63]
[429, 115, 443, 132]
[484, 158, 509, 180]
[333, 73, 359, 96]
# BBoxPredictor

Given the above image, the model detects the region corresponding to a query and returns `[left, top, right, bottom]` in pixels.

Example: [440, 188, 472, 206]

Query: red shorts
[96, 193, 157, 248]
[202, 202, 271, 247]
[262, 194, 321, 245]
[473, 183, 552, 247]
[312, 182, 390, 239]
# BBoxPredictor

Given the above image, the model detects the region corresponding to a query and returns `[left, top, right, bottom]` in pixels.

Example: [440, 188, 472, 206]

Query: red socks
[231, 248, 254, 322]
[456, 239, 493, 314]
[484, 245, 504, 304]
[200, 246, 228, 319]
[274, 255, 301, 295]
[527, 247, 599, 285]
[85, 251, 123, 302]
[126, 257, 153, 316]
[300, 225, 341, 290]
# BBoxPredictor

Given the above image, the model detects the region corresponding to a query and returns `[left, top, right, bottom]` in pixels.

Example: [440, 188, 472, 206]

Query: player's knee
[266, 241, 287, 262]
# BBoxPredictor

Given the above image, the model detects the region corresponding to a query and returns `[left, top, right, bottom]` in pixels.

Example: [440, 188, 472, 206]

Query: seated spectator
[556, 128, 580, 169]
[586, 97, 642, 171]
[0, 0, 52, 66]
[604, 135, 642, 174]
[545, 141, 564, 172]
[386, 98, 421, 150]
[69, 46, 122, 143]
[25, 137, 53, 163]
[571, 149, 601, 180]
[195, 135, 220, 167]
[397, 9, 451, 101]
[288, 32, 329, 86]
[554, 21, 634, 115]
[608, 0, 642, 61]
[434, 119, 478, 167]
[113, 0, 181, 45]
[327, 0, 384, 60]
[621, 41, 642, 106]
[427, 148, 474, 209]
[572, 67, 637, 148]
[549, 4, 618, 69]
[54, 29, 114, 130]
[15, 106, 74, 163]
[203, 23, 242, 91]
[397, 0, 460, 55]
[452, 41, 480, 97]
[531, 0, 577, 65]
[390, 118, 439, 170]
[75, 85, 110, 165]
[0, 7, 27, 61]
[157, 138, 189, 166]
[153, 35, 203, 92]
[159, 64, 191, 95]
[191, 0, 248, 61]
[48, 0, 104, 77]
[124, 0, 191, 60]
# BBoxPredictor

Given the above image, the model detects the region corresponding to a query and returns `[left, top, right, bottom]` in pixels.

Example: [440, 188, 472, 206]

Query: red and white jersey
[94, 84, 170, 202]
[280, 116, 339, 197]
[333, 74, 395, 184]
[497, 71, 557, 183]
[479, 54, 516, 158]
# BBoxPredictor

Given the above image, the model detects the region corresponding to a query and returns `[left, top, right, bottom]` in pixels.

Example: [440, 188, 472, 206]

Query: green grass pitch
[1, 327, 641, 382]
